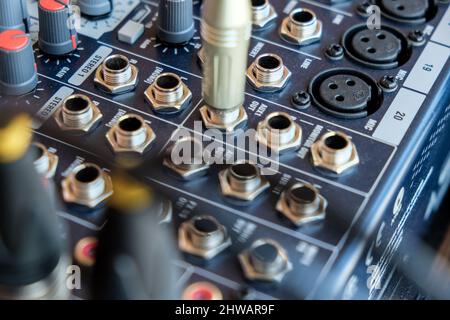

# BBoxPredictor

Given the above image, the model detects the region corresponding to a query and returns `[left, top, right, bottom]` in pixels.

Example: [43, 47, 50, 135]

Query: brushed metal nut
[94, 55, 139, 95]
[218, 162, 269, 201]
[106, 114, 156, 154]
[200, 105, 248, 133]
[280, 8, 322, 46]
[61, 163, 113, 208]
[32, 142, 59, 179]
[163, 136, 210, 180]
[311, 131, 359, 174]
[144, 73, 192, 114]
[252, 0, 278, 29]
[247, 54, 291, 92]
[239, 239, 292, 282]
[54, 94, 103, 133]
[256, 112, 302, 153]
[178, 215, 232, 260]
[276, 182, 327, 226]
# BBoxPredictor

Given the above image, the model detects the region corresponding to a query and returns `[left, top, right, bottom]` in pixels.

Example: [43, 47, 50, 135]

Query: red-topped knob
[38, 0, 78, 56]
[0, 29, 37, 96]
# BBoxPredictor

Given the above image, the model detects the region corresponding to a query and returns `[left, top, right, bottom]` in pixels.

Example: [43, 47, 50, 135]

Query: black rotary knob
[157, 0, 194, 45]
[0, 0, 30, 32]
[38, 0, 78, 56]
[0, 29, 37, 96]
[78, 0, 113, 17]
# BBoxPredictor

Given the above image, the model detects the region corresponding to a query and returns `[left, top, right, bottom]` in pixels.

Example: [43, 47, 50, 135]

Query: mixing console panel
[0, 0, 449, 300]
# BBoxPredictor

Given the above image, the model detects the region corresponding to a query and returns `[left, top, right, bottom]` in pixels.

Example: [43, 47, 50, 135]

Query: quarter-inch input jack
[94, 54, 139, 95]
[54, 94, 103, 133]
[61, 163, 113, 208]
[247, 54, 291, 93]
[280, 8, 322, 46]
[311, 131, 360, 174]
[106, 114, 156, 154]
[251, 0, 278, 30]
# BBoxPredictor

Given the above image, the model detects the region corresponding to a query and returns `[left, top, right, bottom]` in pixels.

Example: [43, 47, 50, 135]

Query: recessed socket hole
[193, 217, 219, 234]
[290, 185, 316, 204]
[230, 163, 258, 180]
[75, 166, 100, 183]
[64, 96, 89, 112]
[360, 37, 370, 43]
[377, 33, 386, 40]
[119, 116, 143, 132]
[156, 74, 180, 90]
[328, 83, 338, 90]
[252, 0, 267, 8]
[268, 114, 292, 130]
[367, 47, 376, 54]
[104, 56, 128, 71]
[252, 243, 279, 264]
[324, 134, 348, 150]
[292, 10, 314, 24]
[346, 79, 356, 86]
[257, 55, 281, 70]
[335, 95, 345, 102]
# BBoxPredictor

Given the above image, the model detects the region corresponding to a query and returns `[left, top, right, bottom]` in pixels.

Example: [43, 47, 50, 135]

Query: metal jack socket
[106, 114, 156, 154]
[251, 0, 277, 29]
[145, 73, 192, 114]
[280, 8, 322, 46]
[276, 183, 327, 226]
[239, 239, 292, 282]
[200, 106, 248, 133]
[54, 94, 102, 133]
[61, 163, 113, 208]
[163, 136, 210, 180]
[94, 54, 138, 95]
[32, 142, 59, 179]
[200, 0, 252, 133]
[219, 162, 269, 201]
[256, 112, 302, 153]
[247, 54, 291, 92]
[179, 215, 232, 260]
[311, 131, 359, 174]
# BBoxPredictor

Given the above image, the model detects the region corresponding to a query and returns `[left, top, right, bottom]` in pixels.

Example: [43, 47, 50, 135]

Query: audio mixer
[0, 0, 449, 300]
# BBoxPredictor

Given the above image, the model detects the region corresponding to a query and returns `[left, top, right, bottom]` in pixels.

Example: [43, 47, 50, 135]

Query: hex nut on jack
[106, 114, 156, 154]
[61, 163, 113, 208]
[200, 105, 248, 133]
[163, 136, 210, 180]
[94, 54, 139, 95]
[311, 131, 359, 174]
[256, 112, 302, 153]
[218, 162, 269, 201]
[54, 94, 102, 133]
[239, 238, 292, 282]
[280, 8, 322, 46]
[145, 73, 192, 114]
[276, 183, 327, 226]
[251, 0, 278, 29]
[179, 215, 232, 260]
[247, 54, 291, 93]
